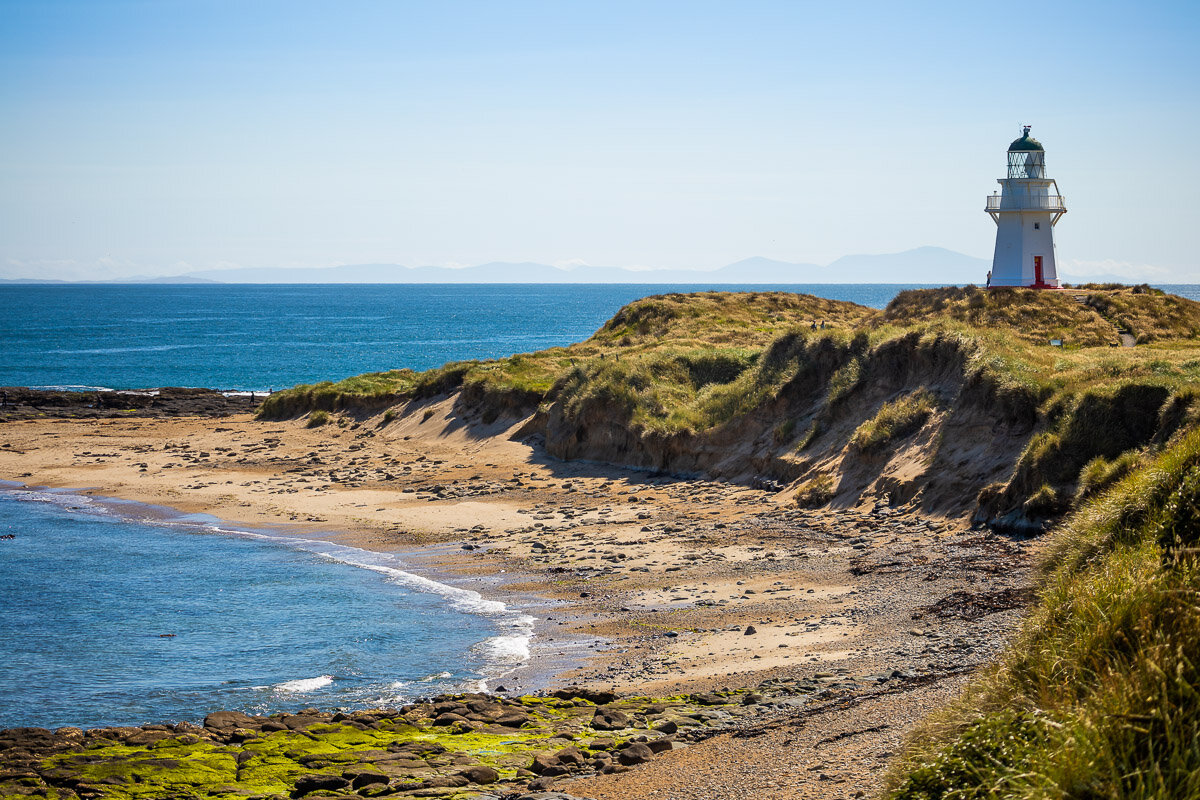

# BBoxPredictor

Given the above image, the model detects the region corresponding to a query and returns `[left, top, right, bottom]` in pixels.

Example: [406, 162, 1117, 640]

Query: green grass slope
[257, 291, 877, 420]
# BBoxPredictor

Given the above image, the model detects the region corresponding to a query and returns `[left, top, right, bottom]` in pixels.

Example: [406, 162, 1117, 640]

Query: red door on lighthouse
[1033, 256, 1044, 287]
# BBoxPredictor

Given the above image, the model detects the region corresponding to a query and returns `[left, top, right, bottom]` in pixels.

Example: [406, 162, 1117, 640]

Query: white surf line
[199, 525, 539, 689]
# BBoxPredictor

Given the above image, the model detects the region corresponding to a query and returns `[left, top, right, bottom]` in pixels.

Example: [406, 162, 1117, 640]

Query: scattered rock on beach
[291, 772, 350, 796]
[590, 706, 630, 731]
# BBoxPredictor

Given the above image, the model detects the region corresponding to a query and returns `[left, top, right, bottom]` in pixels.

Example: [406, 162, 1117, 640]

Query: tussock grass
[883, 286, 1120, 347]
[259, 292, 872, 421]
[551, 330, 868, 435]
[794, 472, 836, 507]
[851, 389, 937, 452]
[1082, 284, 1200, 343]
[551, 345, 767, 434]
[1077, 451, 1141, 500]
[589, 291, 876, 349]
[825, 357, 864, 408]
[886, 427, 1200, 799]
[305, 409, 330, 428]
[258, 369, 426, 418]
[997, 382, 1176, 517]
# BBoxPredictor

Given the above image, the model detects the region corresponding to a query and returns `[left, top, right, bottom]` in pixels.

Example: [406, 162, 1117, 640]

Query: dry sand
[0, 397, 1034, 799]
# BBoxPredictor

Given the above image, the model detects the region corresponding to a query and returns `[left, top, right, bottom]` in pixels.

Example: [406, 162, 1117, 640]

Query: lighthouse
[985, 126, 1066, 288]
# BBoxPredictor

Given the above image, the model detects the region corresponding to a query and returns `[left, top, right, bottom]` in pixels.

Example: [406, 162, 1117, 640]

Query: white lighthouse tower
[985, 126, 1066, 288]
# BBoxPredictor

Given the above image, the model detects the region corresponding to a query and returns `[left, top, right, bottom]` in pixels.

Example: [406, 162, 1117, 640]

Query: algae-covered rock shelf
[0, 681, 857, 799]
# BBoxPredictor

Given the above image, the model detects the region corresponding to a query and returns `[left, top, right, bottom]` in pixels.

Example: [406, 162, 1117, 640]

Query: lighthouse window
[1034, 222, 1041, 230]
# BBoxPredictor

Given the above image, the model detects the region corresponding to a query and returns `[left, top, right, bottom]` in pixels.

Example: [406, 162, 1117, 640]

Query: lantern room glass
[1007, 151, 1046, 179]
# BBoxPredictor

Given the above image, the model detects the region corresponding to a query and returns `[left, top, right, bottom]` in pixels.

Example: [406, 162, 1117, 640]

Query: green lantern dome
[1008, 126, 1044, 151]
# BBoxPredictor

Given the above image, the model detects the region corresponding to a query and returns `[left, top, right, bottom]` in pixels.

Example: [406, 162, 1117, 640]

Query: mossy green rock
[0, 687, 794, 799]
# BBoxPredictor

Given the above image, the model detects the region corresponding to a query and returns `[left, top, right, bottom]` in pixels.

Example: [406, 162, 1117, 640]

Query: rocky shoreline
[0, 387, 260, 421]
[0, 680, 869, 799]
[0, 401, 1035, 798]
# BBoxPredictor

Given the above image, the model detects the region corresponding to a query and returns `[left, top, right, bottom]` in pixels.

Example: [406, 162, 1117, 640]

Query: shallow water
[0, 487, 533, 729]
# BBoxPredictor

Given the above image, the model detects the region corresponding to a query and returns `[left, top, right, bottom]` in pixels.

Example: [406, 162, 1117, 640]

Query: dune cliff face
[265, 287, 1200, 532]
[485, 341, 1189, 532]
[434, 331, 1089, 532]
[517, 331, 1040, 525]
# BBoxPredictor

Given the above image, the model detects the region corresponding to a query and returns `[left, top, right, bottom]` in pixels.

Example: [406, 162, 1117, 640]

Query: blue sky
[2, 0, 1198, 280]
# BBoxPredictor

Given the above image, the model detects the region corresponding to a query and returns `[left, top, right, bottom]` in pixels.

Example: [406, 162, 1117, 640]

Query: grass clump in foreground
[885, 426, 1200, 799]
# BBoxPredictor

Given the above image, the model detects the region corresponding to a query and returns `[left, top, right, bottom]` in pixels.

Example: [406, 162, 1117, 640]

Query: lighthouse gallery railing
[986, 195, 1066, 211]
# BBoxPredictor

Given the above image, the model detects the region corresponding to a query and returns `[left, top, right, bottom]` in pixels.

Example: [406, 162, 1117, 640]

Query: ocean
[0, 283, 937, 392]
[2, 281, 1196, 729]
[0, 486, 533, 730]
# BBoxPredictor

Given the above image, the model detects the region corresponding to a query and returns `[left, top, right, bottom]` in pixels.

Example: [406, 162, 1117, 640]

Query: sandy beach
[0, 396, 1033, 798]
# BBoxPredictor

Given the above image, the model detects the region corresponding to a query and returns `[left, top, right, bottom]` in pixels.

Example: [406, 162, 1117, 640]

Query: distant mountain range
[1, 247, 994, 285]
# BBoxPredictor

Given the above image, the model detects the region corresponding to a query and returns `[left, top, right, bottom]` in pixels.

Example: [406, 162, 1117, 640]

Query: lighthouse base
[987, 278, 1061, 290]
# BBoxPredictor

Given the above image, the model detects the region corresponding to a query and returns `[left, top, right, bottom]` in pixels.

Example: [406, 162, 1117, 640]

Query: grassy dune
[257, 291, 877, 420]
[260, 285, 1200, 527]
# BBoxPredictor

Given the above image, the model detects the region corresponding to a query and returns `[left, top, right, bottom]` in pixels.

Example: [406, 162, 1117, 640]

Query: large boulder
[553, 686, 619, 705]
[203, 711, 259, 731]
[291, 773, 350, 797]
[124, 729, 171, 746]
[552, 746, 586, 767]
[617, 742, 654, 766]
[493, 711, 531, 728]
[530, 752, 568, 777]
[459, 765, 500, 784]
[432, 712, 470, 727]
[0, 727, 58, 752]
[690, 692, 727, 706]
[647, 737, 676, 754]
[591, 706, 630, 731]
[281, 714, 325, 731]
[342, 767, 389, 790]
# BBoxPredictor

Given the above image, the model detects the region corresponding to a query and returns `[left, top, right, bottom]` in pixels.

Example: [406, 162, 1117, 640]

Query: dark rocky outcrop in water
[0, 386, 260, 420]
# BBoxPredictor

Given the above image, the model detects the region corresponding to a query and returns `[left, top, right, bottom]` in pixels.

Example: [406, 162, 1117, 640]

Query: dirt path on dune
[0, 397, 1033, 798]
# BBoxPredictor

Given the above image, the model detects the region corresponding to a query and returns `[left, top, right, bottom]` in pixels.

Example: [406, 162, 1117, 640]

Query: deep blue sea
[2, 281, 1196, 729]
[0, 283, 938, 391]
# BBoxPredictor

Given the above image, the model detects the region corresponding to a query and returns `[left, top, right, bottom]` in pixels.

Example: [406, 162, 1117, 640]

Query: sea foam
[202, 525, 536, 679]
[274, 675, 334, 693]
